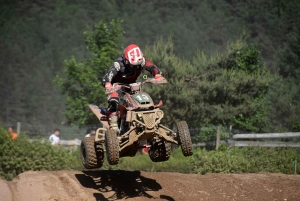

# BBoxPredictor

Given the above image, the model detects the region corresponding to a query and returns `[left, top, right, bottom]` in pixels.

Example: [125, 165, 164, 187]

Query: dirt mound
[0, 170, 300, 201]
[0, 178, 12, 201]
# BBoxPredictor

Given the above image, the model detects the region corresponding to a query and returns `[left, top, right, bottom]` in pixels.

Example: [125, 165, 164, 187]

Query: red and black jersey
[102, 56, 162, 86]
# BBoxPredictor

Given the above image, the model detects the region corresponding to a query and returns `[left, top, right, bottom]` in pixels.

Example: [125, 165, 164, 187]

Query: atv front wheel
[177, 121, 193, 156]
[105, 129, 120, 165]
[148, 140, 171, 162]
[81, 137, 104, 169]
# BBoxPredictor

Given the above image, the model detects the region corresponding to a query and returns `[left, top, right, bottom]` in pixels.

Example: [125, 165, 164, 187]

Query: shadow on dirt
[75, 170, 172, 201]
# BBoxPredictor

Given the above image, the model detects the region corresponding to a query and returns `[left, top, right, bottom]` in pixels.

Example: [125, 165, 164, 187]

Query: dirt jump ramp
[1, 170, 300, 201]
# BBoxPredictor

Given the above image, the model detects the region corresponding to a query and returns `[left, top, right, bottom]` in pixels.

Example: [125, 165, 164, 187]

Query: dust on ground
[0, 170, 300, 201]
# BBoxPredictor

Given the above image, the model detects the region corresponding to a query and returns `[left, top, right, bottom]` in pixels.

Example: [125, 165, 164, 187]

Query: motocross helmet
[123, 44, 144, 66]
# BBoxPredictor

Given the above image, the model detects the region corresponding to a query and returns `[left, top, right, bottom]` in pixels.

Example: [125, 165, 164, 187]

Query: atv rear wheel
[177, 121, 193, 156]
[81, 137, 104, 169]
[148, 140, 171, 162]
[105, 129, 120, 165]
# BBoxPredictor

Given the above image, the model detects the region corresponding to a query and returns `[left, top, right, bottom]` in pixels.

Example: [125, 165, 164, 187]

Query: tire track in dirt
[0, 170, 300, 201]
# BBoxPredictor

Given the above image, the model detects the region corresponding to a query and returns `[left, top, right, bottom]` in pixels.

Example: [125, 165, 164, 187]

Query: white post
[216, 126, 221, 150]
[17, 122, 21, 134]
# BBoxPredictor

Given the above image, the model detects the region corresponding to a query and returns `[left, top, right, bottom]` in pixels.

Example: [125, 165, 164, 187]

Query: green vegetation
[0, 127, 80, 180]
[267, 18, 300, 132]
[108, 146, 300, 175]
[191, 145, 300, 174]
[0, 0, 300, 133]
[53, 19, 271, 132]
[143, 38, 271, 131]
[195, 126, 230, 142]
[1, 0, 300, 182]
[54, 19, 124, 125]
[1, 127, 299, 181]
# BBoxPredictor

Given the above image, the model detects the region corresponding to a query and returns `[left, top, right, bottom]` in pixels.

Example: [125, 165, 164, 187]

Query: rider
[102, 44, 165, 130]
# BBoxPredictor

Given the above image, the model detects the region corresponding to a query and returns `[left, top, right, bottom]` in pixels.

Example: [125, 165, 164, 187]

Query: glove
[105, 82, 119, 99]
[154, 74, 163, 79]
[152, 74, 167, 84]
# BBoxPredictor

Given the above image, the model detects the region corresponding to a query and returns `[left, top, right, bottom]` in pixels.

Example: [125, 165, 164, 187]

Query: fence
[11, 123, 300, 149]
[227, 132, 300, 148]
[198, 127, 300, 149]
[43, 128, 300, 149]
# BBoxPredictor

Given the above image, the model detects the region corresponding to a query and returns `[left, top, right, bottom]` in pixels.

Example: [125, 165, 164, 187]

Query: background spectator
[8, 126, 18, 140]
[85, 128, 96, 137]
[49, 128, 60, 145]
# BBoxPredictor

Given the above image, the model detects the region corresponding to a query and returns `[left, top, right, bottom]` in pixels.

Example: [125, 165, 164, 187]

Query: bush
[79, 145, 299, 175]
[1, 124, 299, 181]
[190, 146, 300, 174]
[0, 127, 78, 180]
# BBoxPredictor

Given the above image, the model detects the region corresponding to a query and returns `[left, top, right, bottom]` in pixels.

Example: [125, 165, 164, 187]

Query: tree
[1, 0, 295, 131]
[144, 37, 271, 132]
[142, 38, 196, 128]
[266, 77, 300, 132]
[277, 22, 300, 80]
[269, 9, 300, 131]
[54, 19, 124, 125]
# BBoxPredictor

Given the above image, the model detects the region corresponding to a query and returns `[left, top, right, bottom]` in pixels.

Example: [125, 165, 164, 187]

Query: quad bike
[80, 78, 193, 169]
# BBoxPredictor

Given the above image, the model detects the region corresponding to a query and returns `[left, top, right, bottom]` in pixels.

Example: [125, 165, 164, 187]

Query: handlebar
[105, 78, 167, 95]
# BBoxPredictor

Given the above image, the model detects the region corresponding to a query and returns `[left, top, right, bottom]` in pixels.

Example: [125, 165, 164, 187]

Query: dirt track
[1, 170, 300, 201]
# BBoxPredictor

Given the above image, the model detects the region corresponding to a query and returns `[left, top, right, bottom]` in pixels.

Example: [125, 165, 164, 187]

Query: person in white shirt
[85, 128, 96, 137]
[49, 128, 60, 145]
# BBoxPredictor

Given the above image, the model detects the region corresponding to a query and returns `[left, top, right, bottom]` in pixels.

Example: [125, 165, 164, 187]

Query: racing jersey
[102, 56, 162, 86]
